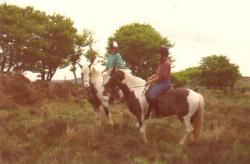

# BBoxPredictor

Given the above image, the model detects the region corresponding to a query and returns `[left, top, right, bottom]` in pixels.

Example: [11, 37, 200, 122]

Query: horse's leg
[179, 116, 193, 145]
[100, 96, 114, 125]
[140, 122, 147, 143]
[103, 106, 114, 125]
[136, 113, 147, 143]
[144, 106, 152, 120]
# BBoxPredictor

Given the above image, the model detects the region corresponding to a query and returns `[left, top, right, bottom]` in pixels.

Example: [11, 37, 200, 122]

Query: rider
[103, 41, 125, 72]
[146, 45, 171, 116]
[103, 41, 125, 102]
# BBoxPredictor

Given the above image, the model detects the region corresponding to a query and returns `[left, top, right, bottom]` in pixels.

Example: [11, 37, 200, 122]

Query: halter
[130, 85, 146, 88]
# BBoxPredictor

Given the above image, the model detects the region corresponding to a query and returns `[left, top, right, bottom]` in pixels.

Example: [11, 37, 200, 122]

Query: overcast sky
[2, 0, 250, 79]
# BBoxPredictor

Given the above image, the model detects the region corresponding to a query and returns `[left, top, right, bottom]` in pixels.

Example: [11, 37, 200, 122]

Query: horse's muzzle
[83, 82, 90, 88]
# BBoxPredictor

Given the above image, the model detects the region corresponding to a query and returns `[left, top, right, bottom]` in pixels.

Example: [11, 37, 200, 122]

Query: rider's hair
[158, 45, 169, 57]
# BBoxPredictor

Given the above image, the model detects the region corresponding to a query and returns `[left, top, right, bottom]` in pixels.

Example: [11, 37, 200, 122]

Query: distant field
[0, 87, 250, 163]
[237, 77, 250, 88]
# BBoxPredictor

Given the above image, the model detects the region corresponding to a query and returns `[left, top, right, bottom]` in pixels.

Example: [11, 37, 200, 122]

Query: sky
[2, 0, 250, 79]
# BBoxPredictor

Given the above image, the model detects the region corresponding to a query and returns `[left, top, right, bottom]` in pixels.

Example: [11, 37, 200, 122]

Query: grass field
[0, 77, 250, 163]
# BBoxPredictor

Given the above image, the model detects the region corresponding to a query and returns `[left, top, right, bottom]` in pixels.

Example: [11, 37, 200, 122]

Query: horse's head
[103, 68, 125, 94]
[80, 63, 91, 88]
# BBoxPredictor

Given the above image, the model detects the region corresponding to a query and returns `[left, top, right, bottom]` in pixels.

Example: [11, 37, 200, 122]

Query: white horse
[103, 68, 205, 145]
[80, 60, 114, 125]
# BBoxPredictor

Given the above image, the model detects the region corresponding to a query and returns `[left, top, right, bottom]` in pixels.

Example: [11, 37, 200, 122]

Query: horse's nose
[83, 82, 90, 88]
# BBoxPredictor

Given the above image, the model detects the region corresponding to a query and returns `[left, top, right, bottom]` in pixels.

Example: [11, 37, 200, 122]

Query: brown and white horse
[80, 61, 114, 125]
[103, 68, 205, 145]
[80, 59, 126, 125]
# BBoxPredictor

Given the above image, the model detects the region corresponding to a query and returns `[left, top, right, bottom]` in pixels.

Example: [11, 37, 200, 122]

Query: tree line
[171, 55, 241, 89]
[108, 24, 241, 89]
[0, 3, 241, 89]
[0, 3, 93, 81]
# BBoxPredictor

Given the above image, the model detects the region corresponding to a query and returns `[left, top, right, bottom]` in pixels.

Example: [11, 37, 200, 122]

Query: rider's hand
[146, 81, 152, 85]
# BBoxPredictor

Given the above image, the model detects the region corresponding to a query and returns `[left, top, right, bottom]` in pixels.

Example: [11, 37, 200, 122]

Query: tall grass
[0, 75, 249, 163]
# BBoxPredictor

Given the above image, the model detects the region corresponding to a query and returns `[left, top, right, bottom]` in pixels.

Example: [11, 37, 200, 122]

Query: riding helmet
[158, 45, 169, 56]
[109, 41, 118, 48]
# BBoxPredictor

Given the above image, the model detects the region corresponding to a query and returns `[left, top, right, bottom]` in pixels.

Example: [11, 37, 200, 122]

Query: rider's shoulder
[115, 52, 122, 57]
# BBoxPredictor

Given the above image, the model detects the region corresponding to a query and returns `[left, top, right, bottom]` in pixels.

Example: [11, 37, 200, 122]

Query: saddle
[164, 83, 174, 93]
[145, 83, 174, 97]
[145, 83, 174, 119]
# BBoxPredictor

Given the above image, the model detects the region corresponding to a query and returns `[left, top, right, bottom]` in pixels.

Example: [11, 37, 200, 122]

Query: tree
[199, 55, 241, 89]
[36, 14, 77, 81]
[0, 4, 83, 81]
[0, 4, 32, 72]
[69, 30, 94, 83]
[108, 23, 174, 78]
[85, 47, 97, 64]
[171, 67, 201, 87]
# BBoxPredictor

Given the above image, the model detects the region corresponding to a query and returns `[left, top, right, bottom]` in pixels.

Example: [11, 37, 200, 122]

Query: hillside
[0, 74, 250, 163]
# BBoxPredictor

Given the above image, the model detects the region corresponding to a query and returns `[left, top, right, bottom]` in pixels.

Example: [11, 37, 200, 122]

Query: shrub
[0, 73, 39, 105]
[171, 73, 188, 87]
[0, 73, 86, 109]
[199, 55, 241, 89]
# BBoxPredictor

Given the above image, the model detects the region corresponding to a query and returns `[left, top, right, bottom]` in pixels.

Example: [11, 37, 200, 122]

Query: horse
[80, 60, 114, 125]
[103, 68, 205, 145]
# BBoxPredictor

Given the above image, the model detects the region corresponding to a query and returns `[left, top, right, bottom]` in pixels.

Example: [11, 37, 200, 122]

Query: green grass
[0, 89, 250, 164]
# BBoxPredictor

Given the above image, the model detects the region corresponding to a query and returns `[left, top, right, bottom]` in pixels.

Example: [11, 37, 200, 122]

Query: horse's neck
[90, 69, 103, 88]
[121, 73, 146, 96]
[123, 73, 146, 88]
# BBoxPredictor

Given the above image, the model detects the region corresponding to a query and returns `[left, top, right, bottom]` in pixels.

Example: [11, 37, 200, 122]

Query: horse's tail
[192, 94, 204, 143]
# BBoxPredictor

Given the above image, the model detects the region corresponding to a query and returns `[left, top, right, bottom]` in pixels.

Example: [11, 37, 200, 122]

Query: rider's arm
[146, 75, 159, 85]
[148, 74, 157, 80]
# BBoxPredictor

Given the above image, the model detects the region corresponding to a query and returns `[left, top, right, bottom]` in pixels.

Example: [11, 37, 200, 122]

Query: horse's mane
[120, 69, 146, 85]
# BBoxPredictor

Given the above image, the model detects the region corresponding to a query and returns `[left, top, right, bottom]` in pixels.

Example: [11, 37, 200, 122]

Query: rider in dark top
[146, 45, 171, 116]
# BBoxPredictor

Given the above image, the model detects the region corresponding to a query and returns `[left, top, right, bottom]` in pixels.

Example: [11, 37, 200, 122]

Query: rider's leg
[146, 85, 160, 116]
[146, 80, 171, 117]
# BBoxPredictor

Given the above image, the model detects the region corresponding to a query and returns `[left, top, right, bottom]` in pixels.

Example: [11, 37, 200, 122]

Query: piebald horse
[80, 60, 114, 125]
[103, 68, 204, 145]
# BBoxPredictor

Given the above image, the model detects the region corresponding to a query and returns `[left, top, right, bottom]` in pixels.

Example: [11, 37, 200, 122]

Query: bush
[240, 87, 247, 94]
[0, 73, 86, 109]
[51, 82, 81, 99]
[171, 73, 188, 87]
[199, 55, 241, 89]
[0, 73, 39, 105]
[171, 67, 201, 87]
[32, 80, 53, 99]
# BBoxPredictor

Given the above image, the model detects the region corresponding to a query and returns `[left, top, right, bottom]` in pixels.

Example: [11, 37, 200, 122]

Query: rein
[130, 85, 146, 88]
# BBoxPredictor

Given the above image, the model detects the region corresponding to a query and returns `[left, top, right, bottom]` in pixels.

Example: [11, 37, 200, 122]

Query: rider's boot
[145, 97, 160, 118]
